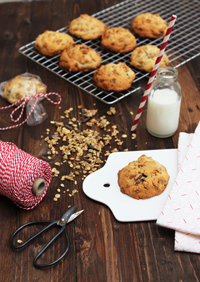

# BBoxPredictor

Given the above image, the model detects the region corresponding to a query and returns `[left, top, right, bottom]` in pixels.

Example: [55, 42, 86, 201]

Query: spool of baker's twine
[131, 14, 177, 132]
[0, 140, 52, 209]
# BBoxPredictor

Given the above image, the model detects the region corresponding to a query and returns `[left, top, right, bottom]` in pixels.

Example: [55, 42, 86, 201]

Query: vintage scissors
[10, 205, 83, 268]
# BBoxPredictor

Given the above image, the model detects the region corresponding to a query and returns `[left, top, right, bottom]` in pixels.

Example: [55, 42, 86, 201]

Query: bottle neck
[156, 66, 178, 81]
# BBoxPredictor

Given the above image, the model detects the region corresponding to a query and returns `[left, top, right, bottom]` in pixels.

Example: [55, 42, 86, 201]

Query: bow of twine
[0, 92, 61, 130]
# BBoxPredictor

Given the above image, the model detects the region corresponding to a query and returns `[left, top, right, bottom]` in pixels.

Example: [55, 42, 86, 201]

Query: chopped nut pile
[41, 107, 136, 201]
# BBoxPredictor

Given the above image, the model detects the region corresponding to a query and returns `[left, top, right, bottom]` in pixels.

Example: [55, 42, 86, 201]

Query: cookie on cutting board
[118, 155, 170, 200]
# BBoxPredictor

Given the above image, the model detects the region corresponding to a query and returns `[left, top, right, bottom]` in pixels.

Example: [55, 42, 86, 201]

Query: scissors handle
[10, 221, 53, 249]
[33, 226, 69, 268]
[10, 206, 83, 268]
[10, 221, 70, 268]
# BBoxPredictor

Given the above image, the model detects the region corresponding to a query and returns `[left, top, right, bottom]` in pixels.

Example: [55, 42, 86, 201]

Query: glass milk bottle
[146, 66, 182, 138]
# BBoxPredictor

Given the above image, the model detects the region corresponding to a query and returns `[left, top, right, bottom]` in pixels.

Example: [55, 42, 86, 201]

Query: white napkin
[156, 121, 200, 253]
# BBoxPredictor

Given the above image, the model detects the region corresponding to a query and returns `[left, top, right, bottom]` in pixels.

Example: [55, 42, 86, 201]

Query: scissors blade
[67, 210, 84, 223]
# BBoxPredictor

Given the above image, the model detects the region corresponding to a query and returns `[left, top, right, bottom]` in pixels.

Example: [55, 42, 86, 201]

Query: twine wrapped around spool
[0, 140, 52, 209]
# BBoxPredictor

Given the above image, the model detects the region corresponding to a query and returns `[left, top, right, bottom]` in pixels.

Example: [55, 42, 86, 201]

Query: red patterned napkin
[157, 121, 200, 253]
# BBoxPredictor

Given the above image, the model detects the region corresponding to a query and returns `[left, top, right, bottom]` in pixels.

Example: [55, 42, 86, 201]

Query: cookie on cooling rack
[101, 27, 137, 53]
[130, 45, 169, 72]
[59, 44, 102, 72]
[131, 12, 168, 38]
[118, 155, 170, 200]
[4, 75, 47, 104]
[68, 14, 107, 40]
[35, 30, 75, 56]
[93, 62, 135, 92]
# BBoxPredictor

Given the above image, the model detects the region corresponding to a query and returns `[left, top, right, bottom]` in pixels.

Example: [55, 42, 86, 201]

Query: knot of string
[0, 92, 62, 130]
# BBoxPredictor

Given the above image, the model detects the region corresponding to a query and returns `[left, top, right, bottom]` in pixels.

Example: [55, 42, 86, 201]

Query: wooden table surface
[0, 0, 200, 281]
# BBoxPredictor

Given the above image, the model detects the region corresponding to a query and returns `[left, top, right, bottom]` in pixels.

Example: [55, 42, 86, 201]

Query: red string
[0, 92, 62, 130]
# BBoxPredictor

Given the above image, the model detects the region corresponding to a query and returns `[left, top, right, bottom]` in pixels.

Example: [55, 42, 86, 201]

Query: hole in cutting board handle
[103, 183, 110, 188]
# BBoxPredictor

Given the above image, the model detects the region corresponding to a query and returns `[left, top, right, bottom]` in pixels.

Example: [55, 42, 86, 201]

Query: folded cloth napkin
[156, 121, 200, 253]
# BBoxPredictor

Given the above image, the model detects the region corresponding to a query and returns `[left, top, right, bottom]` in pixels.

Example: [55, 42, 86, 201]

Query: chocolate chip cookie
[118, 155, 170, 200]
[131, 12, 168, 38]
[101, 27, 137, 53]
[59, 44, 102, 72]
[68, 14, 107, 40]
[130, 45, 169, 72]
[93, 62, 136, 92]
[35, 30, 75, 57]
[4, 75, 47, 104]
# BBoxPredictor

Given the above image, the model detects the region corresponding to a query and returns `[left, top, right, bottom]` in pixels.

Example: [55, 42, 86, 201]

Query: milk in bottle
[146, 67, 182, 138]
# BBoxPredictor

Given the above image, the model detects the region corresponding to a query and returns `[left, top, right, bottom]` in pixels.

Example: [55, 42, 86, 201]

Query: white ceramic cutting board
[83, 149, 178, 222]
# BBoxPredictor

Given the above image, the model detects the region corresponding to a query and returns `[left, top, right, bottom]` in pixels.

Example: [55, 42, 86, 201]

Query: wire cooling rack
[19, 0, 200, 104]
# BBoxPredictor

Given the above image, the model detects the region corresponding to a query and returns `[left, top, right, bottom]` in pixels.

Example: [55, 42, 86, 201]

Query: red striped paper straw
[131, 14, 177, 132]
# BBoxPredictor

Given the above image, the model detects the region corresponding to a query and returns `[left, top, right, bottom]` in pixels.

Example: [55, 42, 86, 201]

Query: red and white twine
[0, 92, 61, 130]
[0, 140, 52, 209]
[0, 93, 59, 208]
[131, 15, 177, 132]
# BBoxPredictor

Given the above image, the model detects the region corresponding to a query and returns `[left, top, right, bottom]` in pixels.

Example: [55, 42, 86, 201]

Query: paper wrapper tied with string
[0, 140, 52, 209]
[0, 73, 49, 126]
[0, 73, 61, 130]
